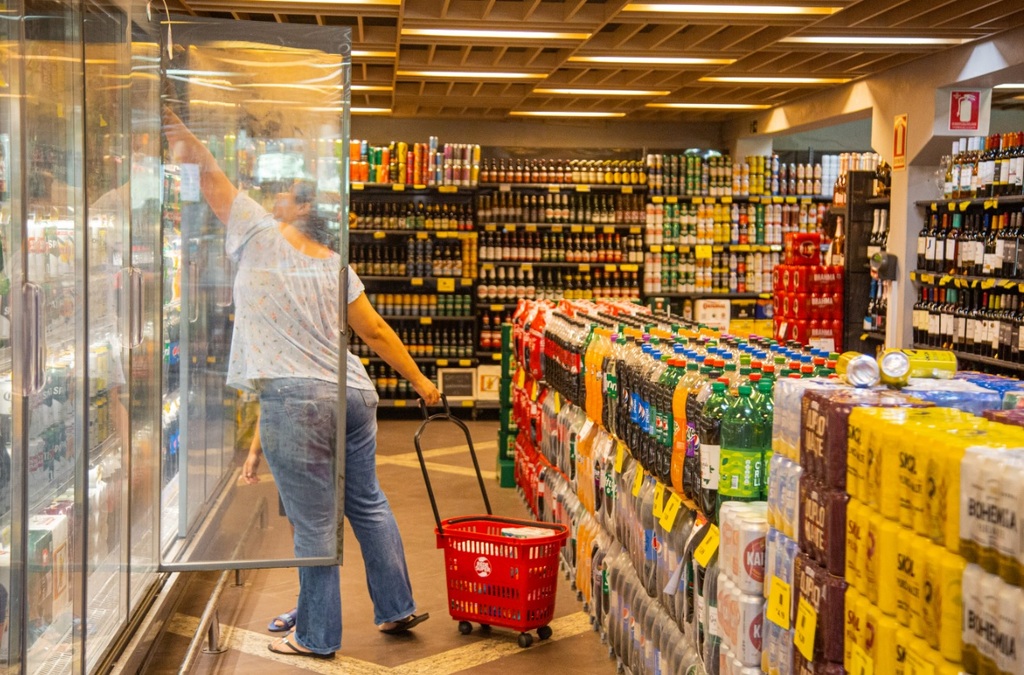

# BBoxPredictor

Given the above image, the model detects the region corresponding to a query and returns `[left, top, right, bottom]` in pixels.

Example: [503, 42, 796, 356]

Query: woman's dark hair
[291, 179, 339, 253]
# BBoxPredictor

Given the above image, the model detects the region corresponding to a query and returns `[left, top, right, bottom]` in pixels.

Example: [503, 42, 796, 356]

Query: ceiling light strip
[510, 111, 626, 118]
[534, 88, 672, 96]
[401, 28, 591, 40]
[780, 36, 966, 45]
[622, 3, 841, 15]
[699, 76, 850, 84]
[397, 70, 547, 79]
[647, 102, 772, 109]
[570, 55, 735, 65]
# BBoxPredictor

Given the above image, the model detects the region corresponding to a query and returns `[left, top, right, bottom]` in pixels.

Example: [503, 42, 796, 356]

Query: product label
[794, 597, 818, 662]
[701, 443, 720, 490]
[694, 524, 720, 568]
[767, 576, 792, 630]
[719, 447, 760, 499]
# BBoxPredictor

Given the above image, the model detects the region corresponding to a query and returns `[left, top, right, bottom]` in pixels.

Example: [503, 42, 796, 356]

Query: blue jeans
[258, 379, 416, 654]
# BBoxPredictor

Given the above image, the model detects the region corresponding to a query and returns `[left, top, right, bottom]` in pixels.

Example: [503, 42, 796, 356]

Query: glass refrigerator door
[157, 17, 351, 569]
[12, 2, 86, 672]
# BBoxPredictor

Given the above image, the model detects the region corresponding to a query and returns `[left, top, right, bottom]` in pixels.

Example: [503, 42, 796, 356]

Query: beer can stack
[717, 503, 769, 674]
[772, 233, 844, 351]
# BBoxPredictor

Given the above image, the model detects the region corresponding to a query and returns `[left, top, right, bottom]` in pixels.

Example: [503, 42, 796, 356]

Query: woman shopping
[163, 109, 439, 660]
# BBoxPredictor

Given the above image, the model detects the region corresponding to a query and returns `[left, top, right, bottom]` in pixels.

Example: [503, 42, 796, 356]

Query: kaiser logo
[474, 556, 492, 578]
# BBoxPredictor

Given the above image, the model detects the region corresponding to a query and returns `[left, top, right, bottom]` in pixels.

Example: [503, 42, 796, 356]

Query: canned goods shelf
[911, 343, 1024, 374]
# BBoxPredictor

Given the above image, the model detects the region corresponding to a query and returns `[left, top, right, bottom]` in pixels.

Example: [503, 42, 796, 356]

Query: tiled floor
[143, 415, 619, 674]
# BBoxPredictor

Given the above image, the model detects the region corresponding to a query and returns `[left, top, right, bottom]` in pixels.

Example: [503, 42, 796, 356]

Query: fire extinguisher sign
[949, 90, 981, 132]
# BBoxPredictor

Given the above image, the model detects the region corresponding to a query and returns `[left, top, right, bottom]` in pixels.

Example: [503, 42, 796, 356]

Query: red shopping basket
[415, 396, 570, 648]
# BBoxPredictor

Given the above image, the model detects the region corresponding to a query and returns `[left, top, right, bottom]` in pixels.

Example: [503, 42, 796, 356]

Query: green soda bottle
[697, 381, 731, 521]
[752, 379, 775, 498]
[717, 384, 763, 516]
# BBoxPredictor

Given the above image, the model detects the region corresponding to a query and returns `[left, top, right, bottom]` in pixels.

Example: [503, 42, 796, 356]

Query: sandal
[267, 632, 335, 660]
[267, 608, 297, 633]
[379, 612, 430, 635]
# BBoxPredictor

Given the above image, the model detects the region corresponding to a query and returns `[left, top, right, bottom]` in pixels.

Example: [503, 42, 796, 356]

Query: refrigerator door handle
[21, 281, 46, 396]
[189, 261, 200, 324]
[130, 267, 145, 348]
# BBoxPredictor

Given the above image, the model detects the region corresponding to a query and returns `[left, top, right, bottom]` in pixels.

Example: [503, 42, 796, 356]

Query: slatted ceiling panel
[157, 0, 1024, 120]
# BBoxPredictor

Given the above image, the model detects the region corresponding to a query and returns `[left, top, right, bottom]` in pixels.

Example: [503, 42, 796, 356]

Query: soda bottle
[752, 379, 775, 498]
[698, 381, 732, 520]
[683, 362, 713, 500]
[658, 354, 686, 482]
[670, 361, 700, 494]
[718, 385, 763, 516]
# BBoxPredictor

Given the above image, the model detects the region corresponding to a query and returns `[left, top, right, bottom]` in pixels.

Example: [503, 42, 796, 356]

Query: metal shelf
[910, 270, 1024, 289]
[351, 183, 477, 194]
[648, 292, 773, 300]
[647, 194, 829, 204]
[479, 222, 643, 231]
[912, 343, 1024, 374]
[915, 194, 1024, 209]
[479, 182, 646, 192]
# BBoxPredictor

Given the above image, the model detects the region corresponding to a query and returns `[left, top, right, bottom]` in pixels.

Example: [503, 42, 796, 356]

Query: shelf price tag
[959, 201, 971, 212]
[749, 195, 761, 203]
[939, 275, 953, 285]
[659, 492, 683, 531]
[437, 278, 455, 292]
[575, 184, 591, 193]
[584, 226, 595, 233]
[785, 196, 797, 204]
[571, 225, 583, 233]
[650, 245, 662, 253]
[1001, 279, 1017, 289]
[982, 278, 996, 289]
[620, 264, 639, 272]
[548, 185, 561, 193]
[695, 245, 713, 260]
[652, 482, 665, 517]
[394, 399, 407, 407]
[484, 224, 497, 231]
[552, 225, 564, 233]
[652, 196, 664, 204]
[416, 232, 429, 240]
[632, 467, 645, 497]
[622, 186, 633, 194]
[436, 359, 449, 367]
[515, 368, 527, 389]
[694, 524, 720, 568]
[693, 197, 704, 205]
[666, 196, 678, 204]
[438, 185, 457, 194]
[458, 359, 471, 367]
[604, 265, 617, 272]
[579, 264, 591, 272]
[391, 183, 406, 191]
[984, 199, 995, 210]
[461, 400, 474, 408]
[773, 196, 784, 204]
[373, 231, 387, 239]
[552, 392, 562, 414]
[490, 304, 505, 311]
[850, 643, 874, 675]
[793, 597, 818, 661]
[411, 278, 425, 286]
[503, 224, 516, 232]
[360, 358, 370, 366]
[929, 202, 937, 211]
[526, 225, 537, 232]
[420, 317, 433, 325]
[603, 226, 615, 234]
[614, 441, 627, 472]
[766, 577, 792, 630]
[721, 196, 732, 204]
[630, 227, 642, 235]
[499, 184, 512, 192]
[351, 182, 365, 190]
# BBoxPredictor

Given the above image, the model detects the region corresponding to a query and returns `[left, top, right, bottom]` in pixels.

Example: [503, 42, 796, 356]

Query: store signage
[949, 90, 981, 131]
[893, 114, 907, 171]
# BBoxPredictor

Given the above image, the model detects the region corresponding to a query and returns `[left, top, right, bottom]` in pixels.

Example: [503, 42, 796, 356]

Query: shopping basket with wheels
[414, 395, 570, 648]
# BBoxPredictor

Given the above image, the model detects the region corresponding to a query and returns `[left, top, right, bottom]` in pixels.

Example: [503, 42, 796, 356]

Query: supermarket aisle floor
[144, 416, 619, 674]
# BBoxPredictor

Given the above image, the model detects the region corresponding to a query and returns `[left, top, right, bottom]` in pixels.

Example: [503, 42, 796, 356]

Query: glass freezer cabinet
[0, 2, 350, 672]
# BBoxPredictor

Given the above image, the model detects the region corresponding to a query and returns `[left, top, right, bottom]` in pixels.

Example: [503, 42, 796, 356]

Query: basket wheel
[458, 621, 473, 635]
[537, 626, 553, 641]
[517, 633, 534, 648]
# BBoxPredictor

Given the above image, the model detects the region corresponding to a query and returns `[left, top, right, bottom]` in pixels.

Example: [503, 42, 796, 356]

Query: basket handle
[414, 394, 493, 537]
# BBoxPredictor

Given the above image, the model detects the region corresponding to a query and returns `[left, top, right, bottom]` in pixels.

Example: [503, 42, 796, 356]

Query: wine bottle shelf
[359, 276, 476, 287]
[912, 343, 1024, 374]
[350, 229, 474, 237]
[915, 194, 1024, 209]
[910, 270, 1024, 289]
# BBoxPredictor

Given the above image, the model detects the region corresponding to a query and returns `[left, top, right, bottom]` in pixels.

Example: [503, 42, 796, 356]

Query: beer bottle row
[364, 293, 473, 317]
[350, 200, 474, 231]
[350, 239, 473, 278]
[351, 325, 474, 359]
[476, 191, 645, 225]
[478, 158, 647, 186]
[478, 231, 644, 263]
